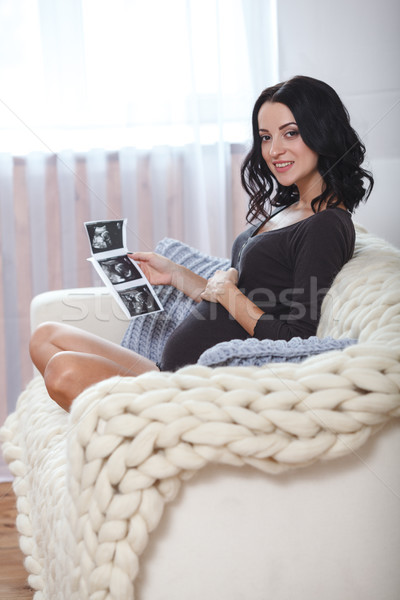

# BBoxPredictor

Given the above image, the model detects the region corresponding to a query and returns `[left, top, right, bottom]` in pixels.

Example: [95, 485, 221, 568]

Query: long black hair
[241, 75, 374, 223]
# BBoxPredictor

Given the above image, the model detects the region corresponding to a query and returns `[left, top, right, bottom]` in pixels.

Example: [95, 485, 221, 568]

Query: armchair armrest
[30, 287, 130, 344]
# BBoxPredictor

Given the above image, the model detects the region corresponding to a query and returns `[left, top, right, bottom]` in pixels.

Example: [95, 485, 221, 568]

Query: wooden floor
[0, 482, 34, 599]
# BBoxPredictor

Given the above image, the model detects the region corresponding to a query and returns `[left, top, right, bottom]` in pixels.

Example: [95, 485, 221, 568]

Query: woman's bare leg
[29, 321, 156, 375]
[29, 321, 159, 411]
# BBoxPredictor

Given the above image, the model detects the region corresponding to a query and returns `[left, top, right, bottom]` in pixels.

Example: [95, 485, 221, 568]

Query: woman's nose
[270, 140, 284, 156]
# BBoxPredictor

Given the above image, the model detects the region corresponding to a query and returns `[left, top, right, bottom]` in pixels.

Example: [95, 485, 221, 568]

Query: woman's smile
[273, 160, 295, 173]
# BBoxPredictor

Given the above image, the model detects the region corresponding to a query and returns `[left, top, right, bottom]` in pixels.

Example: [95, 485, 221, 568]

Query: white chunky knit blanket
[1, 226, 400, 599]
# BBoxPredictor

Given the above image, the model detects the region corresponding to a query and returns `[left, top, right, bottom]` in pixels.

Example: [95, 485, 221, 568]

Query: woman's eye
[285, 130, 299, 138]
[260, 135, 271, 142]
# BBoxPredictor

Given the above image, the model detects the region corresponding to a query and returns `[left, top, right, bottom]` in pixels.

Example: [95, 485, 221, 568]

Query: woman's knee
[43, 351, 79, 408]
[30, 321, 63, 353]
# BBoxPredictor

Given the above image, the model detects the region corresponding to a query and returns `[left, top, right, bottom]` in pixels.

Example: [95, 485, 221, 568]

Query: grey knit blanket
[197, 336, 357, 367]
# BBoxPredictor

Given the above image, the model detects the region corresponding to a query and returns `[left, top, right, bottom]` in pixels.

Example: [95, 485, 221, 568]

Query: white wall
[276, 0, 400, 247]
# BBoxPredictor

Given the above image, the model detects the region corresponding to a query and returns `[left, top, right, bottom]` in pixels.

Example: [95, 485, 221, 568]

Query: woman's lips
[273, 161, 294, 173]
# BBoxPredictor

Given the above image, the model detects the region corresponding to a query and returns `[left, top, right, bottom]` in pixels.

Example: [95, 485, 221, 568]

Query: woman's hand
[200, 268, 239, 303]
[128, 252, 177, 286]
[130, 251, 208, 302]
[201, 267, 263, 335]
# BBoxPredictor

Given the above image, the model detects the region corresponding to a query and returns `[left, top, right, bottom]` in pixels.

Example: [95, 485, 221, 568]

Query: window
[0, 0, 277, 153]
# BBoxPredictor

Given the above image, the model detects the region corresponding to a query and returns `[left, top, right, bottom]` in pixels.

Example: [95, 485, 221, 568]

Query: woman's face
[258, 101, 323, 198]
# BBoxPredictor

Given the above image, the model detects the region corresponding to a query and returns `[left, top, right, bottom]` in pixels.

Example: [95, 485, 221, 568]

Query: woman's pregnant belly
[160, 300, 249, 371]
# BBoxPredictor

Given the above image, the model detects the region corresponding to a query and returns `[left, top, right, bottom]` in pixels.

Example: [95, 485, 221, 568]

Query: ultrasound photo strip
[84, 219, 164, 319]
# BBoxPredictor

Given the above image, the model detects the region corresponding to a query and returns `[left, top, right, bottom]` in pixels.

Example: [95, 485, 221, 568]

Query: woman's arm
[129, 252, 207, 302]
[200, 268, 263, 335]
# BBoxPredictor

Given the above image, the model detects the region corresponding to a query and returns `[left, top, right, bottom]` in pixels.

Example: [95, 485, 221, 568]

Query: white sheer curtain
[0, 0, 278, 477]
[1, 0, 278, 150]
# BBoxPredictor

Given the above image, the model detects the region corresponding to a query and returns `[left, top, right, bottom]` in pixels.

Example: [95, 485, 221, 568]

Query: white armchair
[30, 286, 130, 344]
[1, 228, 400, 600]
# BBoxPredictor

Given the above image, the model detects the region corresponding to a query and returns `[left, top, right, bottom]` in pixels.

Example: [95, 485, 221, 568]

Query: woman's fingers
[200, 269, 235, 302]
[127, 252, 175, 286]
[128, 251, 152, 262]
[226, 267, 239, 285]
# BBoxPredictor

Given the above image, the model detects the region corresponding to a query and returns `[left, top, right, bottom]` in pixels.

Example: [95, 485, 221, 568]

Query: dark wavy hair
[241, 75, 374, 223]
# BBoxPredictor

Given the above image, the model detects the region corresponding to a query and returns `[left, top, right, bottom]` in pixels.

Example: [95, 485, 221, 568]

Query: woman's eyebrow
[258, 121, 297, 133]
